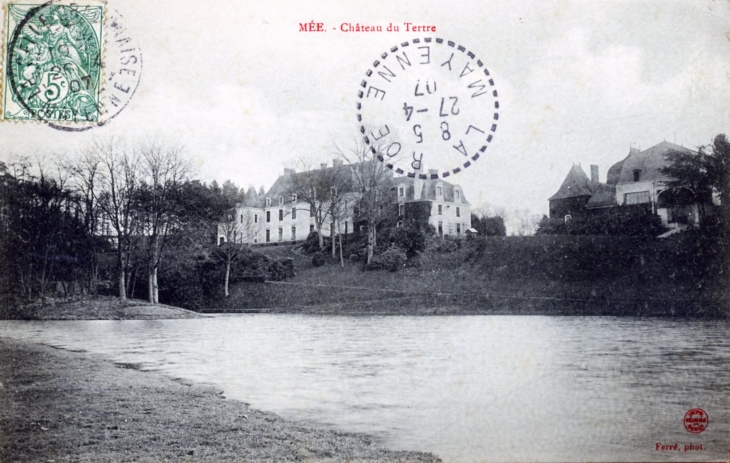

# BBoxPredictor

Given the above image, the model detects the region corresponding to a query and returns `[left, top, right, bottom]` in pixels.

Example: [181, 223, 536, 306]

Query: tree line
[0, 138, 256, 308]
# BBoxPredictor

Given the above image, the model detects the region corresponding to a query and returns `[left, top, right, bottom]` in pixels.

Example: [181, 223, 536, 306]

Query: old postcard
[0, 0, 728, 462]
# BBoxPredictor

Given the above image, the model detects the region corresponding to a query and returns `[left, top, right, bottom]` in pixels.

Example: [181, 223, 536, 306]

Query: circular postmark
[3, 0, 142, 131]
[356, 38, 499, 179]
[684, 408, 708, 434]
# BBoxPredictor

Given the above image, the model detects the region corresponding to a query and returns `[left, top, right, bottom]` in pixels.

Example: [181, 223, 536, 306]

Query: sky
[2, 0, 730, 218]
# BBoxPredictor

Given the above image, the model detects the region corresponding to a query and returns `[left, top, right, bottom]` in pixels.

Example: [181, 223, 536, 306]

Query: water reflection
[0, 316, 727, 462]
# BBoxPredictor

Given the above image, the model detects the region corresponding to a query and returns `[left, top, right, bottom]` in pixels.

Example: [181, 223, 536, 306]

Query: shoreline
[2, 293, 727, 320]
[0, 337, 439, 462]
[0, 296, 208, 321]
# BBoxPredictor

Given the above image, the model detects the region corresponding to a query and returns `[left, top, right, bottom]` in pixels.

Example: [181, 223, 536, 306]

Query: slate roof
[585, 183, 617, 208]
[551, 141, 697, 209]
[616, 141, 693, 184]
[393, 176, 470, 205]
[548, 164, 596, 201]
[606, 157, 627, 186]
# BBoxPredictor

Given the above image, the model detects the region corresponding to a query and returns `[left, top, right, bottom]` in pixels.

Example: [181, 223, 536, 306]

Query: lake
[0, 315, 728, 462]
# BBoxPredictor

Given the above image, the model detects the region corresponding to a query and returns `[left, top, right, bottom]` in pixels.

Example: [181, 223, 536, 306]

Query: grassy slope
[213, 235, 729, 317]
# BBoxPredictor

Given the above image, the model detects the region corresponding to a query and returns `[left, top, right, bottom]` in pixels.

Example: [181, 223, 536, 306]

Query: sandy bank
[0, 338, 439, 462]
[1, 296, 207, 320]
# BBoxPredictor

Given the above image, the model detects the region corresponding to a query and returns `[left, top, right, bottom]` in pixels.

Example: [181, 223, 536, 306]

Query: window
[437, 186, 443, 196]
[278, 228, 283, 242]
[310, 205, 315, 217]
[266, 198, 271, 207]
[399, 204, 405, 216]
[233, 230, 237, 242]
[633, 170, 641, 182]
[292, 208, 297, 220]
[219, 236, 225, 246]
[398, 186, 405, 198]
[455, 188, 460, 200]
[397, 221, 403, 228]
[265, 229, 270, 243]
[456, 207, 460, 217]
[291, 194, 297, 203]
[456, 223, 461, 235]
[279, 196, 284, 205]
[254, 233, 258, 244]
[279, 209, 283, 221]
[564, 214, 572, 223]
[291, 226, 296, 240]
[254, 214, 258, 224]
[240, 214, 243, 224]
[438, 204, 443, 215]
[266, 211, 271, 222]
[625, 191, 651, 205]
[438, 221, 443, 236]
[310, 224, 315, 233]
[345, 221, 348, 234]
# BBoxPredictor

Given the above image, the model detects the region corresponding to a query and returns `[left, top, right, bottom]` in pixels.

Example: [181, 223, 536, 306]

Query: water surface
[1, 315, 727, 462]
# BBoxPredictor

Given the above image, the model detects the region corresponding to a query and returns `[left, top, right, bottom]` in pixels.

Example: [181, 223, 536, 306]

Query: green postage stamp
[1, 0, 105, 124]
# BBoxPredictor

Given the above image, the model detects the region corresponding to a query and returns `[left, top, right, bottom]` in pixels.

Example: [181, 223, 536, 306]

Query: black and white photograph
[0, 0, 728, 461]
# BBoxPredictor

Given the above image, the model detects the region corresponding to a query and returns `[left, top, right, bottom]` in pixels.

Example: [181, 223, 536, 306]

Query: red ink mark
[684, 408, 708, 434]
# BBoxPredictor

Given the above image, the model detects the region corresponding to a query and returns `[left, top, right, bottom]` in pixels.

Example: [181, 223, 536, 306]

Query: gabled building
[549, 141, 708, 228]
[548, 164, 599, 220]
[219, 161, 361, 245]
[393, 169, 471, 237]
[219, 163, 473, 245]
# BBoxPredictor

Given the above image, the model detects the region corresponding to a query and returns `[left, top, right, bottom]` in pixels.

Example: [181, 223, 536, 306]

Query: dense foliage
[365, 245, 407, 272]
[470, 213, 506, 236]
[535, 205, 667, 237]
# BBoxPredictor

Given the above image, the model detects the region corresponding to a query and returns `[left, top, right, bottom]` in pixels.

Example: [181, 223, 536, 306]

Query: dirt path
[0, 338, 439, 462]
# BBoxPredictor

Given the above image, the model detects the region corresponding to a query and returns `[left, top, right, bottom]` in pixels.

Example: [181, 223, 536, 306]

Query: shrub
[312, 252, 326, 267]
[390, 225, 428, 258]
[302, 231, 322, 254]
[437, 239, 459, 253]
[267, 257, 296, 281]
[366, 245, 407, 272]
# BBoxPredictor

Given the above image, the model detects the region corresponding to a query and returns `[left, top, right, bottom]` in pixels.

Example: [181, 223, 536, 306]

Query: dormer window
[455, 188, 460, 200]
[436, 185, 443, 197]
[398, 186, 405, 198]
[633, 169, 641, 182]
[279, 196, 284, 205]
[265, 198, 271, 207]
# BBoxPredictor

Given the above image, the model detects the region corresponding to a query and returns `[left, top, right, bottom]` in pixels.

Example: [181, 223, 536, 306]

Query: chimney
[590, 165, 599, 184]
[413, 165, 424, 200]
[284, 168, 295, 176]
[332, 159, 343, 168]
[320, 162, 327, 170]
[428, 169, 438, 178]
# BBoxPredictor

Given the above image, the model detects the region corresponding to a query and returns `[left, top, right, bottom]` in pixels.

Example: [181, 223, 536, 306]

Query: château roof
[585, 183, 617, 208]
[616, 141, 694, 184]
[548, 164, 596, 201]
[550, 140, 698, 210]
[393, 176, 470, 205]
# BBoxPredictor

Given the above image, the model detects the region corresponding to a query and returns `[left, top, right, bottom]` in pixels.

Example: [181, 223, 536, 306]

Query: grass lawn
[210, 234, 729, 317]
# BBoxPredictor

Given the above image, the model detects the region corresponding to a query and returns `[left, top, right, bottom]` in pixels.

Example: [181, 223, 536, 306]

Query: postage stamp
[357, 38, 499, 179]
[1, 0, 105, 125]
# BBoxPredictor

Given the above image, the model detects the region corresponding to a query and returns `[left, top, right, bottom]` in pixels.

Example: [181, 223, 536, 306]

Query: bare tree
[136, 140, 190, 304]
[334, 139, 393, 265]
[213, 180, 257, 298]
[284, 160, 336, 248]
[213, 207, 256, 297]
[95, 137, 140, 301]
[65, 150, 103, 294]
